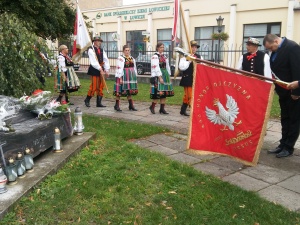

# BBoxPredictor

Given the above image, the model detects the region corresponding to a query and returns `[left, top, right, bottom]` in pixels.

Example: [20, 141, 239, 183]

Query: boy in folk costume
[84, 36, 110, 107]
[178, 40, 202, 116]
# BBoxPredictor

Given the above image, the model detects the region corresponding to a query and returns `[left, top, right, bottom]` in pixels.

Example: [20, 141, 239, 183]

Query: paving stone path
[70, 96, 300, 212]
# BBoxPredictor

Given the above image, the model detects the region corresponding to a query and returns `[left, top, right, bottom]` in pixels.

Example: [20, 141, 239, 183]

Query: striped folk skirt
[56, 66, 80, 93]
[113, 67, 138, 97]
[150, 68, 174, 99]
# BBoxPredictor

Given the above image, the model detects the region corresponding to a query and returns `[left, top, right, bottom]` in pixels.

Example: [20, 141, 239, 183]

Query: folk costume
[56, 53, 80, 104]
[113, 54, 138, 111]
[237, 37, 272, 78]
[149, 52, 174, 114]
[178, 40, 202, 116]
[84, 37, 110, 107]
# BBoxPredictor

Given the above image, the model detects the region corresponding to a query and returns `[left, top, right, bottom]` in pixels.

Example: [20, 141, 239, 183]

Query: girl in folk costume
[149, 42, 174, 114]
[56, 45, 80, 104]
[113, 45, 138, 111]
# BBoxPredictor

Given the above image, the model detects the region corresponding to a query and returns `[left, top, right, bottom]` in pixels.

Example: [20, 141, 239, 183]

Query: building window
[157, 29, 173, 52]
[100, 32, 118, 58]
[126, 30, 146, 58]
[243, 23, 281, 52]
[194, 26, 224, 61]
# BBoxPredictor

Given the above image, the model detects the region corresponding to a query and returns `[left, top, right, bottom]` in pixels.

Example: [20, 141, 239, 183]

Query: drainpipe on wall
[286, 0, 295, 39]
[184, 9, 190, 43]
[92, 18, 96, 38]
[117, 16, 122, 54]
[228, 4, 237, 67]
[147, 13, 153, 50]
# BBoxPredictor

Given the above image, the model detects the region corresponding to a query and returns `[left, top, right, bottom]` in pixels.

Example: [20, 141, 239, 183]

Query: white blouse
[57, 54, 67, 72]
[179, 55, 203, 71]
[151, 52, 171, 77]
[115, 55, 138, 78]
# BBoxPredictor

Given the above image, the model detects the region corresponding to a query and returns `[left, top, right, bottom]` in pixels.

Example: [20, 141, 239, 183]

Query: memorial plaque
[0, 96, 73, 166]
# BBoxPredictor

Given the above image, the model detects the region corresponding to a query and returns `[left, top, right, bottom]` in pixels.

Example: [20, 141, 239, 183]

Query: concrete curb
[0, 132, 96, 220]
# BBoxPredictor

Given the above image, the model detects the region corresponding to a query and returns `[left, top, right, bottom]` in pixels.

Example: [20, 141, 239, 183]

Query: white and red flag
[171, 0, 180, 41]
[187, 64, 274, 166]
[72, 5, 92, 63]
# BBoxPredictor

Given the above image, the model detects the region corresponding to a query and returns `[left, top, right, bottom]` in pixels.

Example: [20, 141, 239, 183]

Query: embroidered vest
[242, 51, 265, 76]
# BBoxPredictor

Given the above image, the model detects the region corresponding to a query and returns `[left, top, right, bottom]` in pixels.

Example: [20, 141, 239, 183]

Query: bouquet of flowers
[19, 89, 70, 120]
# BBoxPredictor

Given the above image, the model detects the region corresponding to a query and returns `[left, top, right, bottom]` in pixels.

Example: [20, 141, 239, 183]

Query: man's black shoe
[276, 149, 293, 158]
[267, 147, 282, 154]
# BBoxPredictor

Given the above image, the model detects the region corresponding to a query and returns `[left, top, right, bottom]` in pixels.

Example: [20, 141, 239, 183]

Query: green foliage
[0, 13, 48, 97]
[0, 0, 75, 40]
[211, 32, 229, 41]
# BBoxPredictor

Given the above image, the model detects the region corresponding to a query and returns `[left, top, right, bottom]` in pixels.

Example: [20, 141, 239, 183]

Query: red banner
[187, 64, 274, 166]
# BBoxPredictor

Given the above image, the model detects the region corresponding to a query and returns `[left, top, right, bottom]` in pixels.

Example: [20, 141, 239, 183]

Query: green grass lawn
[45, 76, 281, 118]
[1, 115, 298, 224]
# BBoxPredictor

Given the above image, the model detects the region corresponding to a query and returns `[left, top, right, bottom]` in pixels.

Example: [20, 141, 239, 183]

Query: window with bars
[194, 26, 225, 61]
[242, 23, 281, 52]
[100, 32, 118, 58]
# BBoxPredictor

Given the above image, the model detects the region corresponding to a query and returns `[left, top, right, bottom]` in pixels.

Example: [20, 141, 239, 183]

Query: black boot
[128, 99, 137, 111]
[149, 102, 156, 114]
[96, 96, 106, 107]
[114, 100, 122, 112]
[56, 95, 63, 104]
[65, 95, 74, 105]
[159, 104, 169, 114]
[84, 95, 92, 107]
[180, 103, 189, 116]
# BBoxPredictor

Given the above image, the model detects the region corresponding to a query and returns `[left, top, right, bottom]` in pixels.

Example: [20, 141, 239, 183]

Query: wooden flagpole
[174, 2, 192, 78]
[180, 2, 192, 54]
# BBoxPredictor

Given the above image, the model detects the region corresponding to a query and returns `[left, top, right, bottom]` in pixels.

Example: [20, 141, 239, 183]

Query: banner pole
[180, 2, 192, 54]
[175, 47, 289, 87]
[174, 2, 191, 79]
[189, 55, 289, 86]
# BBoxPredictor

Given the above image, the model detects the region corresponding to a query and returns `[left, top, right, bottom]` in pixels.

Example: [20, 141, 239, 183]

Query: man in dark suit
[263, 34, 300, 158]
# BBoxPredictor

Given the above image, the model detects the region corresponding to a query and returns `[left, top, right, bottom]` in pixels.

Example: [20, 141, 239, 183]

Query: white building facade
[81, 0, 300, 67]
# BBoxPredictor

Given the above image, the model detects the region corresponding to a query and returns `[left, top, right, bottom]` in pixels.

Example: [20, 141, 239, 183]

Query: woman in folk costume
[149, 42, 174, 114]
[113, 45, 138, 112]
[56, 44, 80, 104]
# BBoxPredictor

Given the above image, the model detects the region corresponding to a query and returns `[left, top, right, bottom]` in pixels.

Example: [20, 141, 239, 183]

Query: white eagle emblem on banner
[205, 94, 240, 131]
